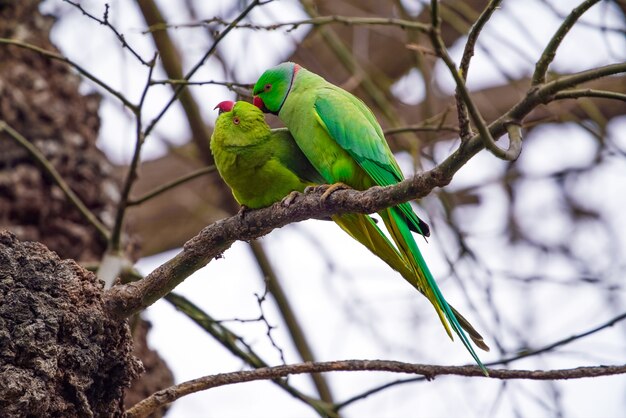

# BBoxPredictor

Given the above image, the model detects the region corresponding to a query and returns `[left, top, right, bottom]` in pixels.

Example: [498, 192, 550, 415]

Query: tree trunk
[0, 230, 141, 417]
[0, 1, 173, 414]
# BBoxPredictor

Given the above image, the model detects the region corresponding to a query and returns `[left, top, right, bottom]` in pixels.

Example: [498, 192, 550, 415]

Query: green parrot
[211, 100, 321, 209]
[252, 63, 488, 371]
[211, 100, 489, 367]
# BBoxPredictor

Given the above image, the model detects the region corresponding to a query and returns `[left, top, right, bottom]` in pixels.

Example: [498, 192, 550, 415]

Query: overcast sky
[42, 0, 626, 416]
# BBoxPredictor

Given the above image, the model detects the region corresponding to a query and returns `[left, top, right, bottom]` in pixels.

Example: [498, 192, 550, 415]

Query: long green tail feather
[450, 306, 490, 352]
[382, 208, 489, 375]
[332, 212, 490, 363]
[332, 213, 410, 276]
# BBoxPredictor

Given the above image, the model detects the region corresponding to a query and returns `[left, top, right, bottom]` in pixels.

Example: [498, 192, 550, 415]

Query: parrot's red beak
[214, 100, 235, 114]
[253, 96, 269, 113]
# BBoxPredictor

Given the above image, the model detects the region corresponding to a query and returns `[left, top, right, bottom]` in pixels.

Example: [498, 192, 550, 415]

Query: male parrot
[211, 100, 488, 370]
[252, 63, 489, 371]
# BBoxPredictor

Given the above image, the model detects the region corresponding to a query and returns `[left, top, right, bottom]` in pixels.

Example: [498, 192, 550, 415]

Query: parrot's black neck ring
[276, 64, 299, 114]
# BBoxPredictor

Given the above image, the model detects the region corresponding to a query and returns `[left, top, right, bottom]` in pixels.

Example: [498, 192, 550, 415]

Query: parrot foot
[319, 182, 351, 203]
[281, 190, 300, 207]
[237, 205, 250, 219]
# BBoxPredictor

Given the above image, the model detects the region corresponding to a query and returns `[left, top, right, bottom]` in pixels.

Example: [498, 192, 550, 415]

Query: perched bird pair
[210, 62, 489, 373]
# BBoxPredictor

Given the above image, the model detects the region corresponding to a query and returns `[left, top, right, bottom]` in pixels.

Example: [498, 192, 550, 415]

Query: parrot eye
[233, 117, 240, 125]
[264, 83, 272, 92]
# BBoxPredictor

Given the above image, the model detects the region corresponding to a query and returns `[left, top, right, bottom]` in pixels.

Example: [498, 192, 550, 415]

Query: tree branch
[163, 293, 337, 417]
[104, 57, 626, 319]
[532, 0, 602, 85]
[0, 38, 137, 111]
[109, 56, 157, 252]
[0, 121, 110, 241]
[102, 172, 440, 320]
[553, 88, 626, 102]
[149, 79, 253, 96]
[456, 0, 503, 141]
[429, 3, 516, 160]
[62, 0, 151, 66]
[335, 309, 626, 410]
[510, 62, 626, 120]
[248, 241, 337, 408]
[146, 15, 431, 33]
[128, 165, 217, 206]
[125, 360, 626, 418]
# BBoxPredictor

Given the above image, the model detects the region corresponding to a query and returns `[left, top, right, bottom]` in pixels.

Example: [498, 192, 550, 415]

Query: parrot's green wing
[314, 90, 429, 237]
[313, 88, 487, 373]
[271, 128, 325, 185]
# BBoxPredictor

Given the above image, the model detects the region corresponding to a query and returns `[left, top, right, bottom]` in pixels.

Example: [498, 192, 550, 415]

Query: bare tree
[1, 0, 625, 416]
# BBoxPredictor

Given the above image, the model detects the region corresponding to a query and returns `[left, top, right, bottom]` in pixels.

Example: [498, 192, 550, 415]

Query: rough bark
[0, 0, 120, 262]
[124, 319, 175, 417]
[0, 0, 174, 412]
[0, 230, 142, 417]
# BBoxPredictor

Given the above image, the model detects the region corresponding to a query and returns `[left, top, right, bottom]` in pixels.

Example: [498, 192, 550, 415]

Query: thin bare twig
[145, 15, 431, 33]
[149, 79, 252, 88]
[109, 55, 157, 251]
[0, 121, 110, 240]
[164, 293, 337, 417]
[255, 284, 288, 365]
[456, 0, 503, 141]
[430, 1, 517, 161]
[150, 78, 253, 96]
[498, 310, 626, 364]
[335, 310, 626, 410]
[150, 79, 252, 97]
[532, 0, 602, 85]
[385, 124, 459, 135]
[125, 360, 626, 418]
[248, 241, 337, 407]
[553, 88, 626, 102]
[62, 0, 150, 66]
[0, 38, 136, 111]
[127, 165, 217, 206]
[143, 0, 272, 140]
[137, 0, 214, 163]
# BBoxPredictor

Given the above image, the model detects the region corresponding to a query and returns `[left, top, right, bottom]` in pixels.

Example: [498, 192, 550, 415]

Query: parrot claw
[281, 191, 300, 207]
[237, 205, 250, 220]
[320, 182, 351, 204]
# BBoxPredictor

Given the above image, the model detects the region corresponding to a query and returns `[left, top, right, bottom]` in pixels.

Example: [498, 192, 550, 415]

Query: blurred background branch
[127, 359, 626, 418]
[1, 0, 625, 416]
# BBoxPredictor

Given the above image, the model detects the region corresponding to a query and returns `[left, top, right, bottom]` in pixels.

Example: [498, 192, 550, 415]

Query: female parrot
[252, 63, 488, 371]
[211, 100, 322, 209]
[211, 100, 488, 369]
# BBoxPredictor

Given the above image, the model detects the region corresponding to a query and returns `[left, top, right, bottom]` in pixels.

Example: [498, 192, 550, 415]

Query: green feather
[210, 101, 322, 209]
[334, 212, 489, 354]
[386, 209, 488, 374]
[254, 62, 488, 373]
